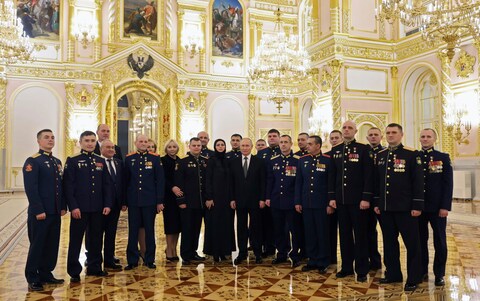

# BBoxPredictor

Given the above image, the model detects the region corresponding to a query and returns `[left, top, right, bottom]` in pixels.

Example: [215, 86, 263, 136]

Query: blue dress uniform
[294, 149, 308, 157]
[295, 153, 334, 269]
[23, 149, 65, 284]
[124, 150, 165, 266]
[258, 145, 281, 256]
[329, 140, 373, 277]
[201, 147, 215, 159]
[266, 152, 303, 263]
[174, 154, 208, 262]
[373, 144, 424, 285]
[64, 150, 112, 277]
[419, 147, 453, 281]
[324, 149, 338, 265]
[366, 145, 384, 269]
[226, 149, 241, 160]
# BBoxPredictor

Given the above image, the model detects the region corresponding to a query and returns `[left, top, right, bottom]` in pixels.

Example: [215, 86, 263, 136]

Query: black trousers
[237, 207, 262, 258]
[25, 214, 61, 283]
[381, 211, 422, 284]
[103, 207, 121, 265]
[179, 207, 203, 261]
[67, 212, 103, 277]
[367, 207, 382, 268]
[261, 206, 275, 254]
[271, 208, 299, 260]
[419, 211, 447, 278]
[126, 205, 157, 265]
[337, 203, 369, 275]
[328, 211, 338, 263]
[303, 208, 330, 268]
[292, 210, 306, 259]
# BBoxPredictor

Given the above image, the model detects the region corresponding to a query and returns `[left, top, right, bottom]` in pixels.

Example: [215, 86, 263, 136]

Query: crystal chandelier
[249, 8, 310, 111]
[375, 0, 480, 61]
[0, 0, 36, 64]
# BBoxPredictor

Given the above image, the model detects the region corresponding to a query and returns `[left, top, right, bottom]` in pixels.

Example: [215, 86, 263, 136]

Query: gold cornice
[5, 65, 103, 82]
[0, 77, 6, 149]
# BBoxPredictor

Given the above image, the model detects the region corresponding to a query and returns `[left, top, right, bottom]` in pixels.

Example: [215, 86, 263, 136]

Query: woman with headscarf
[203, 139, 236, 262]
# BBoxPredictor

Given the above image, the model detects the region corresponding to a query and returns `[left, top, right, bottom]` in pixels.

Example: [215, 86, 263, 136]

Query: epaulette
[355, 141, 366, 145]
[378, 148, 388, 153]
[149, 152, 160, 156]
[293, 155, 300, 159]
[93, 153, 102, 157]
[403, 146, 415, 151]
[31, 152, 41, 158]
[301, 154, 312, 158]
[126, 152, 136, 157]
[71, 152, 82, 158]
[270, 155, 280, 160]
[200, 155, 208, 159]
[322, 153, 331, 158]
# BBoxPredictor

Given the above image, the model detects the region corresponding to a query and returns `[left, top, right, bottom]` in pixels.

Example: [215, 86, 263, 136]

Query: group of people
[23, 121, 453, 293]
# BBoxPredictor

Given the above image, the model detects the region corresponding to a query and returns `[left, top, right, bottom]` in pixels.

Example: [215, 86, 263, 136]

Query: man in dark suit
[100, 140, 124, 270]
[419, 128, 453, 287]
[23, 129, 66, 291]
[94, 124, 123, 160]
[230, 138, 266, 264]
[64, 131, 112, 282]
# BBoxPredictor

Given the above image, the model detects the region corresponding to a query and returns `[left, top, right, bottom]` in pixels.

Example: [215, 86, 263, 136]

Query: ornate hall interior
[1, 0, 480, 300]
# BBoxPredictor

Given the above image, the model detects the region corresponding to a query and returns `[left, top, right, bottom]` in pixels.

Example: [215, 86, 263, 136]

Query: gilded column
[330, 0, 340, 33]
[341, 0, 349, 34]
[199, 92, 208, 130]
[256, 22, 263, 49]
[177, 11, 185, 67]
[0, 78, 6, 149]
[64, 82, 76, 157]
[249, 21, 255, 58]
[391, 66, 400, 123]
[67, 0, 76, 62]
[165, 0, 173, 57]
[94, 0, 103, 61]
[176, 89, 186, 154]
[200, 13, 206, 73]
[248, 94, 256, 139]
[438, 52, 454, 157]
[311, 0, 319, 40]
[293, 97, 299, 144]
[329, 59, 343, 130]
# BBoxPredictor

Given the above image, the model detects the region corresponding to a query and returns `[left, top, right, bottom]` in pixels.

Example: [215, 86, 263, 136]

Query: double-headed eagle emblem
[127, 52, 154, 79]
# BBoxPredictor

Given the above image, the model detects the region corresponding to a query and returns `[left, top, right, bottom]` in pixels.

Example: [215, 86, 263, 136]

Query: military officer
[255, 139, 267, 152]
[328, 130, 343, 149]
[198, 131, 215, 158]
[266, 135, 303, 267]
[175, 137, 208, 265]
[295, 135, 334, 273]
[365, 127, 384, 270]
[64, 131, 112, 282]
[226, 133, 242, 159]
[373, 123, 424, 291]
[419, 128, 453, 287]
[294, 133, 309, 156]
[23, 129, 66, 291]
[329, 121, 373, 282]
[124, 134, 165, 270]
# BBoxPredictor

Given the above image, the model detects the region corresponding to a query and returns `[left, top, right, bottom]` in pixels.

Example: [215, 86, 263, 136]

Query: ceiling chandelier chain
[376, 0, 480, 61]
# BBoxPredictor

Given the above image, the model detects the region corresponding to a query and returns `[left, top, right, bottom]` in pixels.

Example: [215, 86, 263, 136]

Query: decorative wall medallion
[74, 87, 93, 107]
[454, 50, 475, 78]
[221, 60, 234, 68]
[184, 95, 199, 112]
[127, 51, 154, 79]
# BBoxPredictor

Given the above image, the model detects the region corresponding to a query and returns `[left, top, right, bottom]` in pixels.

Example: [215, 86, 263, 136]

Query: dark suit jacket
[94, 142, 123, 161]
[230, 155, 266, 209]
[106, 157, 125, 209]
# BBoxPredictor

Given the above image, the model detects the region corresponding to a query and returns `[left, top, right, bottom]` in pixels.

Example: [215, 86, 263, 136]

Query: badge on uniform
[44, 160, 51, 168]
[285, 165, 296, 176]
[145, 161, 153, 169]
[273, 163, 280, 170]
[25, 164, 33, 172]
[394, 159, 406, 172]
[316, 163, 326, 172]
[428, 160, 443, 173]
[416, 156, 422, 165]
[95, 162, 104, 171]
[58, 165, 63, 176]
[348, 153, 359, 162]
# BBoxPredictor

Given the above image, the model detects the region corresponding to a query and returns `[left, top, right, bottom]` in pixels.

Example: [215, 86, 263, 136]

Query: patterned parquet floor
[0, 205, 479, 300]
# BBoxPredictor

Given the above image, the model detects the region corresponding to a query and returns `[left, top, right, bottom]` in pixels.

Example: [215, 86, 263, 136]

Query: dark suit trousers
[127, 205, 157, 265]
[179, 207, 203, 261]
[292, 210, 305, 259]
[328, 211, 338, 263]
[67, 212, 103, 277]
[103, 207, 121, 265]
[381, 211, 422, 284]
[419, 212, 447, 278]
[303, 208, 330, 268]
[367, 207, 382, 267]
[337, 203, 369, 275]
[237, 207, 262, 258]
[261, 206, 275, 253]
[25, 214, 61, 283]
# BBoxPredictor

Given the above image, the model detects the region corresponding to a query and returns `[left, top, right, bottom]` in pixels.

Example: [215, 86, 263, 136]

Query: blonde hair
[147, 138, 157, 153]
[163, 139, 179, 155]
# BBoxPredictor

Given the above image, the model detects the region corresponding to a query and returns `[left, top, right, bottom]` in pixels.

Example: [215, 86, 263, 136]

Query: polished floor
[0, 195, 479, 300]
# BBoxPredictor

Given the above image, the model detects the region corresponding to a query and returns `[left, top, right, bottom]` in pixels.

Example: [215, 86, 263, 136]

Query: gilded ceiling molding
[5, 65, 102, 81]
[396, 36, 441, 61]
[248, 94, 256, 139]
[438, 52, 454, 157]
[0, 78, 6, 149]
[178, 78, 249, 92]
[329, 59, 343, 130]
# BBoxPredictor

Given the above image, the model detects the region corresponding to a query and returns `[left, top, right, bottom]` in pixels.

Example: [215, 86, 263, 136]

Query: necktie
[107, 159, 116, 178]
[243, 156, 248, 178]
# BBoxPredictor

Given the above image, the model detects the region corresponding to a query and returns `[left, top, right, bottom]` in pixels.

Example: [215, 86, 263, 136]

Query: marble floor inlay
[1, 196, 479, 300]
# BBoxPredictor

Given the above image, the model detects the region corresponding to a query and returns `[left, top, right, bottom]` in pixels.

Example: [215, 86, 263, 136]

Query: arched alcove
[209, 97, 245, 149]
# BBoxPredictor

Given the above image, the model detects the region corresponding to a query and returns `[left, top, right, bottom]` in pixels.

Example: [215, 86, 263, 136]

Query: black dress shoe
[105, 263, 123, 270]
[28, 282, 44, 291]
[271, 257, 288, 265]
[86, 270, 108, 277]
[113, 257, 120, 264]
[291, 259, 301, 268]
[357, 274, 368, 282]
[166, 256, 177, 262]
[318, 266, 328, 274]
[255, 257, 263, 264]
[192, 254, 206, 261]
[146, 263, 156, 269]
[336, 270, 354, 278]
[42, 277, 64, 284]
[70, 276, 81, 283]
[404, 283, 417, 291]
[124, 264, 138, 270]
[370, 264, 382, 271]
[301, 265, 317, 272]
[234, 257, 246, 265]
[379, 277, 402, 284]
[435, 277, 445, 286]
